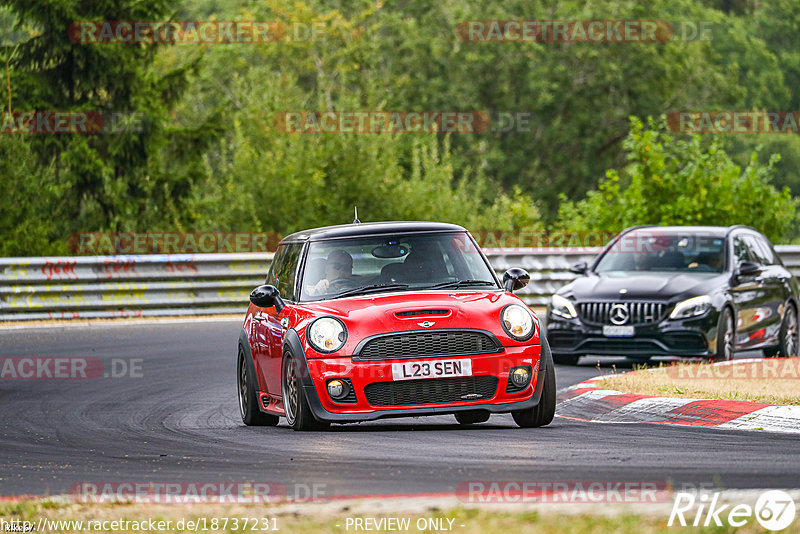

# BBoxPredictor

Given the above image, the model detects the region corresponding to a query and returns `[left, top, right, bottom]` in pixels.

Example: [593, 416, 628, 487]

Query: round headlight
[307, 317, 347, 353]
[510, 367, 531, 387]
[327, 379, 349, 400]
[502, 304, 535, 341]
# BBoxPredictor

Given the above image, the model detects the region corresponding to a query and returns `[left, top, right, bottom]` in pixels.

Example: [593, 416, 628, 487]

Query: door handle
[252, 315, 267, 323]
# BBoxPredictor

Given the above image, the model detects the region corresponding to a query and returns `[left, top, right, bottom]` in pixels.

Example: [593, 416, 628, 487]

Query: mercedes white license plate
[391, 359, 472, 381]
[603, 325, 635, 337]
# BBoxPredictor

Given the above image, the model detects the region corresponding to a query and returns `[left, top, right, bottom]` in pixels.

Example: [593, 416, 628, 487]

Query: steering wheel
[328, 278, 353, 291]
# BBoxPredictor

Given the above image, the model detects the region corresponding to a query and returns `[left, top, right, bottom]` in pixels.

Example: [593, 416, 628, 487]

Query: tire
[711, 307, 735, 362]
[512, 337, 556, 428]
[454, 410, 490, 425]
[770, 303, 799, 358]
[237, 346, 279, 426]
[281, 354, 330, 431]
[552, 353, 580, 366]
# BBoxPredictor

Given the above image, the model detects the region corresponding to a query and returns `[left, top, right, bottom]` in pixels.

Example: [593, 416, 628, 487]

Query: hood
[291, 290, 537, 355]
[559, 271, 726, 302]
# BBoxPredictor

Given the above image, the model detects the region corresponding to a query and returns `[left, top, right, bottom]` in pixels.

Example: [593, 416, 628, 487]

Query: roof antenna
[353, 206, 361, 224]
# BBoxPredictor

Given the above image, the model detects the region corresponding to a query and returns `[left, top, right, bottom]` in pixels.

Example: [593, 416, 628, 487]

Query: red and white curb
[557, 364, 800, 434]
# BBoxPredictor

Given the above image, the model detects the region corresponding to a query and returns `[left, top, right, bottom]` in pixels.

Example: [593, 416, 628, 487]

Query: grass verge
[597, 358, 800, 405]
[1, 499, 795, 533]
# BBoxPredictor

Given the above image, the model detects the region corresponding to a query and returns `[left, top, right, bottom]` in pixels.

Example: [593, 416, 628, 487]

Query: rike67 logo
[669, 490, 796, 530]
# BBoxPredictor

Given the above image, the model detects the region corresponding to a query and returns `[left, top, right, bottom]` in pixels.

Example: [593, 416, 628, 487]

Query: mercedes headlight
[551, 294, 578, 320]
[502, 304, 535, 341]
[669, 295, 712, 320]
[307, 317, 347, 353]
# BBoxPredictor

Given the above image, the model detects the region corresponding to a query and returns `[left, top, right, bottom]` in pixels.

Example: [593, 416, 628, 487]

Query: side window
[266, 246, 286, 286]
[754, 235, 778, 266]
[275, 244, 303, 301]
[742, 235, 770, 265]
[733, 236, 751, 265]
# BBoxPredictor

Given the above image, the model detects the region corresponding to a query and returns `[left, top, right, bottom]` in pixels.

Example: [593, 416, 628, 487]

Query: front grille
[581, 339, 662, 352]
[663, 332, 707, 350]
[364, 376, 499, 407]
[578, 301, 667, 325]
[547, 331, 581, 348]
[355, 330, 502, 361]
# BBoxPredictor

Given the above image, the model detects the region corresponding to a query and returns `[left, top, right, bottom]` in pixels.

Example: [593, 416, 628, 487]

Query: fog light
[327, 379, 349, 400]
[510, 367, 531, 388]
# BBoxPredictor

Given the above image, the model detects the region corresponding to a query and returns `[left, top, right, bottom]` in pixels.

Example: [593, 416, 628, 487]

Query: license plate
[391, 359, 472, 381]
[603, 325, 635, 337]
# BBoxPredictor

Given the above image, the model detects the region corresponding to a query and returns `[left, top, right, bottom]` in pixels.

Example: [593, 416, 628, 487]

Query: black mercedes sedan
[546, 225, 800, 364]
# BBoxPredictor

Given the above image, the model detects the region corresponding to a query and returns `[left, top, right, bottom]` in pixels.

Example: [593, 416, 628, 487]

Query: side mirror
[503, 268, 530, 293]
[736, 261, 762, 277]
[569, 261, 588, 275]
[250, 285, 285, 313]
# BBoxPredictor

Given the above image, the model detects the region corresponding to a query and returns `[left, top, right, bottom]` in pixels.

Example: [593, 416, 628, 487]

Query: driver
[307, 249, 353, 296]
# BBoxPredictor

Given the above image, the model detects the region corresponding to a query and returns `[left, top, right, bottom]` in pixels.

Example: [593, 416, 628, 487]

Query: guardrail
[0, 254, 272, 321]
[2, 246, 800, 321]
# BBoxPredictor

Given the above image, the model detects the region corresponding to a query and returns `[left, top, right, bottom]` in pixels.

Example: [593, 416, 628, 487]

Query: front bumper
[546, 312, 718, 358]
[290, 337, 543, 422]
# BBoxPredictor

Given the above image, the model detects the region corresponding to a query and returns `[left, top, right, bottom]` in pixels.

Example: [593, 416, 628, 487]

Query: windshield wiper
[422, 280, 496, 290]
[330, 283, 410, 299]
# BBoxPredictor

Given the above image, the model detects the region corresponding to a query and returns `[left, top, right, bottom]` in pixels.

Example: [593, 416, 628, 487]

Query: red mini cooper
[237, 221, 555, 430]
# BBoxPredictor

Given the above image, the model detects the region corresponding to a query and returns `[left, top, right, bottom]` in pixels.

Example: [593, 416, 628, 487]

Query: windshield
[594, 230, 727, 273]
[299, 232, 498, 301]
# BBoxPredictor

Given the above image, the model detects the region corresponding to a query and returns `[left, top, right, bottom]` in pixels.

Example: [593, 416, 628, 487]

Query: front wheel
[711, 307, 735, 362]
[768, 303, 799, 357]
[281, 355, 329, 431]
[512, 337, 556, 428]
[238, 347, 279, 426]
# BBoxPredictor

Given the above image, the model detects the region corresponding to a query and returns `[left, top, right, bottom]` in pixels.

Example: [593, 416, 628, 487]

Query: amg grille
[578, 301, 667, 325]
[581, 339, 661, 352]
[355, 330, 502, 361]
[364, 376, 499, 406]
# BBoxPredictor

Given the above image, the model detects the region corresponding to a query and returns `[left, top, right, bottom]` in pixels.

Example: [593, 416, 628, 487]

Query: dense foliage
[557, 117, 797, 242]
[1, 0, 798, 255]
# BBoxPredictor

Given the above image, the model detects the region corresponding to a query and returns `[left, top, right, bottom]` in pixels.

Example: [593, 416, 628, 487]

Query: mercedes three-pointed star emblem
[609, 303, 630, 325]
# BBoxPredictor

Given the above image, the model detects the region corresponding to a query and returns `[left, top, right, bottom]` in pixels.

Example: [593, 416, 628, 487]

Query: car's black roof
[281, 221, 467, 243]
[621, 225, 758, 238]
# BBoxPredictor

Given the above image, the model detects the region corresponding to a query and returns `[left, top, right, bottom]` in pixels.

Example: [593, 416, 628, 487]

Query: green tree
[557, 116, 797, 242]
[0, 0, 216, 237]
[182, 0, 544, 237]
